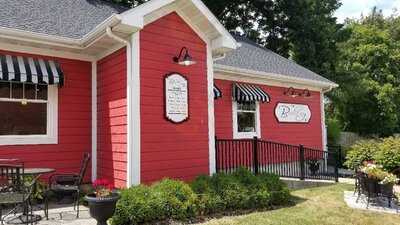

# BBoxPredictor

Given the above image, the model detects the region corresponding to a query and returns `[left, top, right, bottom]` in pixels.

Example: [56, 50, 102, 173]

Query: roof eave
[0, 14, 122, 50]
[214, 63, 339, 91]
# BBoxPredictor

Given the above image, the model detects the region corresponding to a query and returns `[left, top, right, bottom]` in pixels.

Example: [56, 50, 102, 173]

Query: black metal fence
[215, 137, 340, 182]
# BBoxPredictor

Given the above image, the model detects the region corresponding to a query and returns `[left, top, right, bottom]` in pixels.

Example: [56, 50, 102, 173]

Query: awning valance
[233, 83, 270, 103]
[0, 54, 64, 86]
[214, 84, 222, 99]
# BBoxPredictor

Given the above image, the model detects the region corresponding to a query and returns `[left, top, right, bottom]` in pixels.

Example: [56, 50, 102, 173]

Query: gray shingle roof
[0, 0, 129, 39]
[216, 35, 336, 85]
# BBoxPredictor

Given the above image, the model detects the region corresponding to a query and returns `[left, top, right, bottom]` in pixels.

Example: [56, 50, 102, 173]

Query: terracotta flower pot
[85, 193, 120, 225]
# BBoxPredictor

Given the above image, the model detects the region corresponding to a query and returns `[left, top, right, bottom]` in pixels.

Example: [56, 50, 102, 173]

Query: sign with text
[275, 103, 311, 123]
[165, 73, 189, 123]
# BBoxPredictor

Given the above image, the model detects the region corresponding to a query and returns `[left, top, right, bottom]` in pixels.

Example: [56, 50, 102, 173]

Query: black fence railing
[215, 137, 340, 182]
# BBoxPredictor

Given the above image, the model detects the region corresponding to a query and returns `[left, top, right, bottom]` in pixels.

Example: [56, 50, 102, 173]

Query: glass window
[0, 102, 47, 135]
[0, 82, 48, 136]
[234, 102, 260, 139]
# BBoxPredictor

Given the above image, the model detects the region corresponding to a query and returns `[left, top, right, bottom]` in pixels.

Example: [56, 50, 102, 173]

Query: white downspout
[105, 27, 134, 186]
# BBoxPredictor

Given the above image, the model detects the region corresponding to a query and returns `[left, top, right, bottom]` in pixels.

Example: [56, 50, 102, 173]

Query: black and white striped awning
[233, 83, 270, 103]
[0, 54, 64, 86]
[214, 84, 222, 99]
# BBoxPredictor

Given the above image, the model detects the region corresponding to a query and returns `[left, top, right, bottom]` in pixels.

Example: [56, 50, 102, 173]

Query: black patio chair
[0, 162, 39, 225]
[356, 172, 380, 208]
[45, 153, 90, 219]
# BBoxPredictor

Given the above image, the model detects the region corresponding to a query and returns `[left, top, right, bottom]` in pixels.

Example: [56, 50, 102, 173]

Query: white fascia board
[119, 0, 237, 53]
[214, 64, 339, 90]
[0, 15, 121, 50]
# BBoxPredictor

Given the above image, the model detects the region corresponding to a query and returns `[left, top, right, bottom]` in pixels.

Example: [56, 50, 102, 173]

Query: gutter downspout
[106, 27, 134, 187]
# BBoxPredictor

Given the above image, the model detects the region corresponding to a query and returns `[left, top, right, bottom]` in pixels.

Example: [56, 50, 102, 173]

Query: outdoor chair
[45, 153, 90, 219]
[0, 162, 39, 225]
[356, 172, 380, 208]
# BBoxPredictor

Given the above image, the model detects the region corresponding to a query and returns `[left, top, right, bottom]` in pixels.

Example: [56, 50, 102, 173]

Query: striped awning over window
[214, 84, 222, 99]
[233, 83, 270, 103]
[0, 54, 64, 86]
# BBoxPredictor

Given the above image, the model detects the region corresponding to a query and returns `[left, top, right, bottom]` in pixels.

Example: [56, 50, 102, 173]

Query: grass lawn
[199, 184, 400, 225]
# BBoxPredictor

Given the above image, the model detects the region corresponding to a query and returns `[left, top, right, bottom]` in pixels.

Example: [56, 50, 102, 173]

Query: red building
[0, 0, 337, 187]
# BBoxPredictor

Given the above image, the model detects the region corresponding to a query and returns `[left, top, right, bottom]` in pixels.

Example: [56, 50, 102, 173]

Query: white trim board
[214, 64, 338, 92]
[232, 101, 261, 139]
[91, 61, 98, 181]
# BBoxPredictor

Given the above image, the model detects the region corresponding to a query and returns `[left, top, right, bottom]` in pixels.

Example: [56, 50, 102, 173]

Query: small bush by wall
[345, 137, 400, 172]
[112, 169, 291, 225]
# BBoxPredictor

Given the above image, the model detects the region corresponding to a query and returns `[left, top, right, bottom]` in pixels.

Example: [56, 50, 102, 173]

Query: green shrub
[327, 118, 342, 145]
[344, 139, 379, 169]
[374, 137, 400, 172]
[152, 179, 198, 220]
[112, 185, 164, 225]
[345, 137, 400, 172]
[113, 170, 291, 225]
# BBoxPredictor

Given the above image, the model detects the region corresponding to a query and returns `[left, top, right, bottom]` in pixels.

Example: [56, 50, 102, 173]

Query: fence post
[253, 136, 259, 175]
[299, 145, 305, 180]
[334, 147, 340, 182]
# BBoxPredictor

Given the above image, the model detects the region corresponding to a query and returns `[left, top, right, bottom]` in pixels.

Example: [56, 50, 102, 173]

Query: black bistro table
[6, 167, 55, 224]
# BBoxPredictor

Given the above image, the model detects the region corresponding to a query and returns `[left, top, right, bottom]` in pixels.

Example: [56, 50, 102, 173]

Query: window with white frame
[232, 101, 260, 139]
[0, 81, 58, 145]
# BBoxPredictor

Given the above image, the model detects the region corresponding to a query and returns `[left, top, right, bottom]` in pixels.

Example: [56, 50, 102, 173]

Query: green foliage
[152, 179, 198, 220]
[344, 139, 379, 169]
[345, 137, 400, 172]
[326, 118, 342, 145]
[331, 9, 400, 136]
[113, 171, 291, 225]
[374, 137, 400, 172]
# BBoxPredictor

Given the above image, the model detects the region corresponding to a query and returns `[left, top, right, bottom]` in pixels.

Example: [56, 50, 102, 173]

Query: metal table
[6, 168, 56, 224]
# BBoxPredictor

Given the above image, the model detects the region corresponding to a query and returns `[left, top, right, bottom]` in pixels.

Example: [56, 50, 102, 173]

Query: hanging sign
[164, 73, 189, 123]
[275, 103, 311, 123]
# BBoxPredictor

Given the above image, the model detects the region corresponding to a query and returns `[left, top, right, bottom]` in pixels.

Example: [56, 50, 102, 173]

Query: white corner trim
[321, 92, 327, 151]
[207, 44, 216, 175]
[232, 101, 261, 139]
[91, 61, 98, 181]
[129, 32, 141, 186]
[214, 64, 338, 90]
[0, 86, 58, 146]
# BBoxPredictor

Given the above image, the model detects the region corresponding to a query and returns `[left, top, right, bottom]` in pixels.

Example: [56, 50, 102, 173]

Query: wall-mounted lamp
[283, 87, 312, 98]
[284, 87, 299, 98]
[301, 89, 312, 98]
[173, 47, 196, 66]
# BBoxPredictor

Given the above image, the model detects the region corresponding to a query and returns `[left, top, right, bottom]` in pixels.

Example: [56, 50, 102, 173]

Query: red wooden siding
[97, 48, 127, 188]
[214, 79, 323, 150]
[140, 13, 209, 183]
[0, 50, 92, 180]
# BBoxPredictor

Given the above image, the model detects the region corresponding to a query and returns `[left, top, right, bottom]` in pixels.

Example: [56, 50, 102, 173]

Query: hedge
[345, 137, 400, 172]
[112, 168, 291, 225]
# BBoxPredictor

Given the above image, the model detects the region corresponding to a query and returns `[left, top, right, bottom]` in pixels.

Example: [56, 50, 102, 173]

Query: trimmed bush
[345, 137, 400, 172]
[112, 170, 291, 225]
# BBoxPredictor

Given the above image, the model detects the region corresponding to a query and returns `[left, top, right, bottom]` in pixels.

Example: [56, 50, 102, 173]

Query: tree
[331, 10, 400, 136]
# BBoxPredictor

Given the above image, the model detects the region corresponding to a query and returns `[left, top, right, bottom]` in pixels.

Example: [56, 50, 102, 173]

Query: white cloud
[335, 0, 400, 22]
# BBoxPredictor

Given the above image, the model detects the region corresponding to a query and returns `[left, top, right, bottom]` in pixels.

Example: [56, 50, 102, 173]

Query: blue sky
[335, 0, 400, 22]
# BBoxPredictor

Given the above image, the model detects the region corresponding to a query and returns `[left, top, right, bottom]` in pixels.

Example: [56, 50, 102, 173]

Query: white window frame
[0, 85, 58, 146]
[232, 101, 261, 139]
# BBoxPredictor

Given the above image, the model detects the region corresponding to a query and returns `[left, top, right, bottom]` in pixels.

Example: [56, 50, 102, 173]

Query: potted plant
[307, 160, 320, 176]
[85, 179, 120, 225]
[379, 173, 399, 197]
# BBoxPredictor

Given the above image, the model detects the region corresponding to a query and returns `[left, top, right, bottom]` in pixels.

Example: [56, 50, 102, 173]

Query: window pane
[238, 112, 256, 133]
[0, 102, 47, 135]
[0, 82, 10, 98]
[37, 85, 48, 100]
[237, 102, 256, 111]
[24, 84, 36, 100]
[11, 83, 23, 99]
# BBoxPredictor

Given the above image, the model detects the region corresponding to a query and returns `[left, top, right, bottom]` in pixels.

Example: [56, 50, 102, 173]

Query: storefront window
[0, 81, 58, 145]
[233, 101, 260, 139]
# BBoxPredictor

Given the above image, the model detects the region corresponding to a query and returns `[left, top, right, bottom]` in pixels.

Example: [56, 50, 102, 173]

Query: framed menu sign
[275, 103, 311, 123]
[164, 73, 189, 123]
